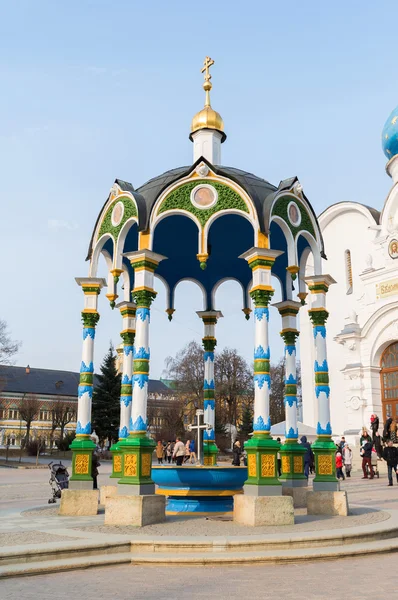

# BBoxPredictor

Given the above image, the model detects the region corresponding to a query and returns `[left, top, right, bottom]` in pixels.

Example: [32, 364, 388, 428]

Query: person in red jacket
[335, 448, 345, 480]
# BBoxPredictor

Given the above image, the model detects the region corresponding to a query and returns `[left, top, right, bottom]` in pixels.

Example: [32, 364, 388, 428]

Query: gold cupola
[190, 57, 226, 143]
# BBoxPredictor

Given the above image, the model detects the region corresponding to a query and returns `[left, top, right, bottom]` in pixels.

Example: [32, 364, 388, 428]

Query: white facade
[301, 155, 398, 439]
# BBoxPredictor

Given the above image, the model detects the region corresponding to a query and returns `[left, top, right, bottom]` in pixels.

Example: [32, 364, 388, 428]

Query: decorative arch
[114, 220, 139, 270]
[295, 231, 322, 275]
[172, 277, 207, 312]
[269, 215, 296, 266]
[89, 233, 114, 277]
[151, 210, 202, 254]
[211, 277, 248, 313]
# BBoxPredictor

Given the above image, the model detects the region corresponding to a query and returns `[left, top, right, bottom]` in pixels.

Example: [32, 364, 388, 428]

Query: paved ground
[1, 458, 398, 598]
[2, 556, 398, 600]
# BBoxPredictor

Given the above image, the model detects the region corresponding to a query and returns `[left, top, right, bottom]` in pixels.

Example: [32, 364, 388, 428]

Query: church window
[39, 409, 51, 421]
[0, 407, 6, 419]
[381, 342, 398, 421]
[345, 250, 353, 294]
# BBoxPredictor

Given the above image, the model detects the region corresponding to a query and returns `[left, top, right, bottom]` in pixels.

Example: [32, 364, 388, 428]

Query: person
[343, 444, 353, 478]
[184, 439, 191, 463]
[339, 436, 346, 452]
[91, 449, 101, 490]
[383, 417, 393, 442]
[374, 431, 383, 459]
[361, 439, 374, 479]
[232, 440, 242, 466]
[189, 438, 197, 464]
[166, 441, 172, 464]
[155, 440, 163, 465]
[389, 419, 398, 445]
[173, 437, 186, 466]
[383, 440, 398, 486]
[276, 437, 282, 477]
[370, 414, 379, 441]
[300, 435, 312, 480]
[335, 447, 345, 481]
[360, 428, 371, 446]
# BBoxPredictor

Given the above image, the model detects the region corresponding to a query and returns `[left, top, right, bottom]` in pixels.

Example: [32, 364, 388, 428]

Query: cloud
[47, 219, 79, 231]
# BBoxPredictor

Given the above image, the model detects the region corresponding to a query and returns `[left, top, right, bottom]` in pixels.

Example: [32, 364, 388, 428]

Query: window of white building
[345, 249, 353, 294]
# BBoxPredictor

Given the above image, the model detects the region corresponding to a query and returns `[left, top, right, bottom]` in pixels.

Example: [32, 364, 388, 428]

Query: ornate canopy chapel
[69, 58, 339, 498]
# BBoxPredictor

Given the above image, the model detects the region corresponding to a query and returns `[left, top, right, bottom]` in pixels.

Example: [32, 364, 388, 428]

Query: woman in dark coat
[383, 418, 393, 442]
[232, 440, 242, 466]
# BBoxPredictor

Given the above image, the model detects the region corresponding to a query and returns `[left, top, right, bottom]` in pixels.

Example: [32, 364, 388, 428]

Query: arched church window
[345, 250, 353, 295]
[380, 342, 398, 421]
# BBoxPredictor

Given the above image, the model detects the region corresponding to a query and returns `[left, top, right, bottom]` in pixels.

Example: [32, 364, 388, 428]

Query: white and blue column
[197, 310, 223, 465]
[70, 277, 106, 488]
[305, 275, 339, 491]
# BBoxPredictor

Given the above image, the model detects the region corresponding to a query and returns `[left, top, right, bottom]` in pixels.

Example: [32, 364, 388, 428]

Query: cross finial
[201, 56, 215, 107]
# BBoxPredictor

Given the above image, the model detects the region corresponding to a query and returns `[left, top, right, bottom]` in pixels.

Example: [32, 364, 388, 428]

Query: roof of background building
[0, 366, 171, 397]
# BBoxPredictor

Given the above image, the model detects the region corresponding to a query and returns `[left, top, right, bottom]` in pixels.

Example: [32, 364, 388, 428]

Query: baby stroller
[48, 461, 69, 503]
[370, 449, 380, 478]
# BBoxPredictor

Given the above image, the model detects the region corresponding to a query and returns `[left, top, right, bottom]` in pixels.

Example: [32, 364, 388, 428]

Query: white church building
[301, 104, 398, 441]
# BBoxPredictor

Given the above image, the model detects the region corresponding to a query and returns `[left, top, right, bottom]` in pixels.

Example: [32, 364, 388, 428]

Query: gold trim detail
[282, 455, 290, 474]
[113, 455, 122, 473]
[318, 454, 333, 475]
[248, 453, 257, 477]
[261, 454, 275, 477]
[124, 454, 137, 477]
[75, 454, 89, 475]
[293, 456, 303, 474]
[141, 453, 151, 477]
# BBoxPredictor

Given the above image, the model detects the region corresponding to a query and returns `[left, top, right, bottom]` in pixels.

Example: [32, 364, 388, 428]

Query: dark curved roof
[319, 202, 380, 224]
[129, 157, 278, 232]
[87, 156, 323, 259]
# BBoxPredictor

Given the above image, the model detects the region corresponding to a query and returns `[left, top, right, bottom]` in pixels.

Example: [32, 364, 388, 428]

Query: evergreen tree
[92, 345, 121, 445]
[239, 403, 253, 439]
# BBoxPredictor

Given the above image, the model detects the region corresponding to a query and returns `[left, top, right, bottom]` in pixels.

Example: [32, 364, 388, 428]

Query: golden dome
[190, 56, 226, 142]
[191, 105, 225, 138]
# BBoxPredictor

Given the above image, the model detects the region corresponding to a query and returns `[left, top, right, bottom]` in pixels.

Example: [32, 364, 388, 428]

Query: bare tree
[269, 359, 302, 425]
[0, 320, 20, 365]
[164, 341, 204, 407]
[19, 394, 40, 445]
[53, 400, 76, 441]
[215, 348, 253, 426]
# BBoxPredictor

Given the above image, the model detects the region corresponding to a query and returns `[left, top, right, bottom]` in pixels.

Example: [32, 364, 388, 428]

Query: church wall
[301, 207, 377, 437]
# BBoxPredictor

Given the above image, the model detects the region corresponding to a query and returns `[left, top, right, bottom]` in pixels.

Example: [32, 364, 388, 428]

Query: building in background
[301, 101, 398, 441]
[0, 364, 176, 447]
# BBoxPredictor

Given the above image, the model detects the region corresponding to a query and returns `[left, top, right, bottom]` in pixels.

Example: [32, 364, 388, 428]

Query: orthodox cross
[187, 409, 211, 465]
[201, 56, 214, 83]
[201, 56, 214, 107]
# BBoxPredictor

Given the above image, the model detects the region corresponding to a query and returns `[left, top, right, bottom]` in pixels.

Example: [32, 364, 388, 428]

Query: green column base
[203, 440, 218, 466]
[69, 436, 96, 484]
[244, 434, 281, 488]
[312, 436, 339, 486]
[109, 440, 123, 479]
[279, 440, 307, 483]
[118, 433, 155, 488]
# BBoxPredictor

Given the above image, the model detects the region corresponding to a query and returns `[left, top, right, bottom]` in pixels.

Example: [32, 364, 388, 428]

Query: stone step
[2, 537, 398, 577]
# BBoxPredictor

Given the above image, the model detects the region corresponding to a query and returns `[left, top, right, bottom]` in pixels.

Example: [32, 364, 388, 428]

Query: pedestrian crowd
[155, 438, 197, 466]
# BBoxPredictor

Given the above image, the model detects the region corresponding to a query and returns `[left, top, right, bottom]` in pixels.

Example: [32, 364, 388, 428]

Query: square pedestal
[99, 485, 118, 505]
[282, 484, 308, 508]
[59, 489, 99, 516]
[234, 494, 294, 526]
[307, 491, 349, 516]
[105, 494, 166, 526]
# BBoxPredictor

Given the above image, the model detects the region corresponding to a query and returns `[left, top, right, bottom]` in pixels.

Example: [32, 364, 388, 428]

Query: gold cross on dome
[201, 56, 214, 83]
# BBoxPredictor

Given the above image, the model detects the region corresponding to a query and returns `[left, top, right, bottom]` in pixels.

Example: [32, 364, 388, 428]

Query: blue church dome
[382, 105, 398, 159]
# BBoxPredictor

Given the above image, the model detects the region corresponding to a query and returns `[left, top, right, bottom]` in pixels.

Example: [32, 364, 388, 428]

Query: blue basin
[152, 466, 247, 515]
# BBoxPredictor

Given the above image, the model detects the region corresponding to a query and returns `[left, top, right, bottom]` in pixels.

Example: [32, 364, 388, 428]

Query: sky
[0, 0, 396, 379]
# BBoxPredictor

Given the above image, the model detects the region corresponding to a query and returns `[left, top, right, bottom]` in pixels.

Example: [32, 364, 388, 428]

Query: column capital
[273, 300, 302, 315]
[124, 250, 167, 269]
[196, 310, 223, 322]
[75, 277, 107, 292]
[304, 274, 336, 292]
[116, 301, 137, 314]
[239, 246, 284, 268]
